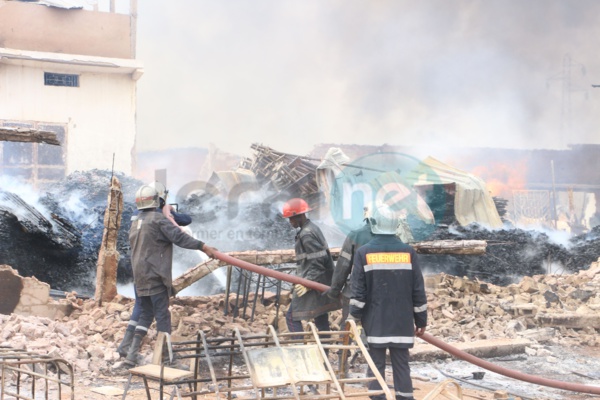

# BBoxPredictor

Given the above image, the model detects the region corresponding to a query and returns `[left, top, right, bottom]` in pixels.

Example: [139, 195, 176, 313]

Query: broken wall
[0, 265, 72, 319]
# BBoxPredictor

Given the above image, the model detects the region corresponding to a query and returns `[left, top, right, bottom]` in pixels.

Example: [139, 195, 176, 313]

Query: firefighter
[116, 181, 192, 359]
[282, 198, 340, 338]
[349, 202, 427, 400]
[122, 183, 217, 367]
[323, 203, 374, 323]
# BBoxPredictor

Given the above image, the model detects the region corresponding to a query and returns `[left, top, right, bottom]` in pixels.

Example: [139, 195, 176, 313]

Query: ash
[1, 169, 600, 298]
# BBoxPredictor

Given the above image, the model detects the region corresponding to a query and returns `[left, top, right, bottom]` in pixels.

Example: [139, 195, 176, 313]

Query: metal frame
[122, 321, 392, 399]
[0, 346, 74, 400]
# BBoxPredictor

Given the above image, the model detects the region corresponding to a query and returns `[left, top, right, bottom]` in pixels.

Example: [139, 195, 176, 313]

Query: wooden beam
[172, 240, 487, 294]
[0, 127, 60, 145]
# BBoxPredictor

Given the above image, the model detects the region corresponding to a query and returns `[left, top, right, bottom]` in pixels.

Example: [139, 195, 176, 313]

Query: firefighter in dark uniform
[349, 203, 427, 400]
[282, 198, 340, 337]
[123, 183, 217, 367]
[117, 182, 193, 359]
[324, 204, 374, 323]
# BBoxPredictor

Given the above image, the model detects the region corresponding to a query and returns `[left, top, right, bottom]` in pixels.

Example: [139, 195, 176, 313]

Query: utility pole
[547, 54, 587, 137]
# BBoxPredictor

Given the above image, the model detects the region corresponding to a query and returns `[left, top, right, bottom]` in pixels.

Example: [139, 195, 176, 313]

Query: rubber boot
[124, 333, 144, 366]
[117, 328, 135, 358]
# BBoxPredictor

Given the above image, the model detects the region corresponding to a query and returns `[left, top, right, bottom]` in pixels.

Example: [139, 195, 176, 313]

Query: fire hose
[212, 250, 600, 396]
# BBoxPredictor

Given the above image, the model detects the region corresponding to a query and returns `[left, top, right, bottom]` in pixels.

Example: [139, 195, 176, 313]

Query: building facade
[0, 0, 142, 185]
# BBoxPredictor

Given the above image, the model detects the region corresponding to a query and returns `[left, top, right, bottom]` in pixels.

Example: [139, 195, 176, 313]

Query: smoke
[0, 176, 50, 220]
[136, 1, 600, 157]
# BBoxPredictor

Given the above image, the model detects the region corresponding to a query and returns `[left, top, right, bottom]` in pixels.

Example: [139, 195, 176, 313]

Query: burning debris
[0, 190, 81, 290]
[0, 145, 597, 302]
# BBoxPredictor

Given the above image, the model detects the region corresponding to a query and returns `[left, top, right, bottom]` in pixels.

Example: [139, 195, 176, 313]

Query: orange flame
[471, 160, 527, 198]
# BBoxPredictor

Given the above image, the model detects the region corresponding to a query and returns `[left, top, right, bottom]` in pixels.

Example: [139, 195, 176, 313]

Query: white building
[0, 0, 142, 185]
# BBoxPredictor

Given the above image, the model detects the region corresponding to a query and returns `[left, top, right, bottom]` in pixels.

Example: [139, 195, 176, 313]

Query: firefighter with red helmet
[282, 198, 340, 337]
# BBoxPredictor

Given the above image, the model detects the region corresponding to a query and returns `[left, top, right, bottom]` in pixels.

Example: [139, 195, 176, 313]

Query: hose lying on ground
[212, 250, 600, 396]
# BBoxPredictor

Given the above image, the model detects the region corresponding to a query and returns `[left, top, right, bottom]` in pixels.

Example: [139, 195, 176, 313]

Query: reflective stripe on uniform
[349, 299, 365, 309]
[340, 250, 352, 261]
[295, 249, 327, 261]
[367, 335, 414, 344]
[414, 304, 427, 313]
[396, 390, 414, 397]
[134, 325, 148, 333]
[364, 263, 412, 272]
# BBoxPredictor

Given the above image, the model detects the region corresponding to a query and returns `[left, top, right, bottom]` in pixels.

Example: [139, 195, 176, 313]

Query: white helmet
[135, 184, 160, 210]
[149, 181, 168, 203]
[370, 203, 399, 235]
[363, 202, 373, 220]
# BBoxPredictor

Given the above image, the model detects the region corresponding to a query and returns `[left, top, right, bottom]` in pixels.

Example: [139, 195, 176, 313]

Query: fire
[471, 161, 527, 198]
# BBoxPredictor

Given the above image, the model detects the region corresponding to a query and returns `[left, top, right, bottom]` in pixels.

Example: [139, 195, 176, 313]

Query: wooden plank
[535, 313, 600, 329]
[0, 127, 60, 145]
[172, 240, 487, 293]
[129, 364, 192, 381]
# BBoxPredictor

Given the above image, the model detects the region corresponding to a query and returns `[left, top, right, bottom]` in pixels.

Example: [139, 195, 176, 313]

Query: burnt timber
[0, 127, 60, 145]
[240, 143, 322, 208]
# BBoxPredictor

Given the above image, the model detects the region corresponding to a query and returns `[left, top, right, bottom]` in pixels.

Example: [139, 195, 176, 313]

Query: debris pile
[239, 143, 322, 209]
[39, 170, 142, 294]
[0, 190, 81, 289]
[421, 223, 574, 285]
[0, 166, 598, 299]
[3, 259, 600, 386]
[425, 262, 600, 349]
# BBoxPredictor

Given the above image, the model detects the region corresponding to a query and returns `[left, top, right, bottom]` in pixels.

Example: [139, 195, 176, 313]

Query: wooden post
[94, 176, 123, 304]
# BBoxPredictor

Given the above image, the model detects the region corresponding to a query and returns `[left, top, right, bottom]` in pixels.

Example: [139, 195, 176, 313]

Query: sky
[134, 1, 600, 158]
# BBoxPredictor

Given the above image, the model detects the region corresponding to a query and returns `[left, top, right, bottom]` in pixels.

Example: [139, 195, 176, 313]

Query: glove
[321, 287, 341, 300]
[294, 284, 310, 297]
[350, 321, 369, 349]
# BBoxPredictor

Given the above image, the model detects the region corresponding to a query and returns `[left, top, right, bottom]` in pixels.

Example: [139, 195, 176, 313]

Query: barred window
[0, 121, 67, 187]
[44, 72, 79, 87]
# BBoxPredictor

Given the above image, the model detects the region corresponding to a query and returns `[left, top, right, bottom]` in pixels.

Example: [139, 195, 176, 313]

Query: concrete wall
[0, 1, 133, 59]
[0, 62, 138, 175]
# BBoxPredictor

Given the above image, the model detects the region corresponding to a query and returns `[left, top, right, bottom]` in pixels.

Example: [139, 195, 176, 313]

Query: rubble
[2, 258, 600, 392]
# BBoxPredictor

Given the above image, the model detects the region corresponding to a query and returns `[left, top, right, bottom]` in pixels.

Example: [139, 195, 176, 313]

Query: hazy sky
[135, 1, 600, 158]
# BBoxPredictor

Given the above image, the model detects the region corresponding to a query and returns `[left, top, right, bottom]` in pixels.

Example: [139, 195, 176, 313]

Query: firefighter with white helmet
[117, 182, 192, 362]
[349, 202, 427, 400]
[324, 202, 374, 323]
[282, 198, 340, 338]
[120, 182, 216, 367]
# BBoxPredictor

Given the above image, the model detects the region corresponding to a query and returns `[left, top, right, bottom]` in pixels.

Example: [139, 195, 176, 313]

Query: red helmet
[282, 198, 310, 218]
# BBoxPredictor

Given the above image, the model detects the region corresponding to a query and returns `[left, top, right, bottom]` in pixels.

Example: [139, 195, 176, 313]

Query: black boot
[124, 333, 144, 366]
[117, 329, 135, 358]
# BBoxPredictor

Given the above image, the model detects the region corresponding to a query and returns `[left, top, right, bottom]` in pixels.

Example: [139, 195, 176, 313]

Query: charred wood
[0, 127, 60, 145]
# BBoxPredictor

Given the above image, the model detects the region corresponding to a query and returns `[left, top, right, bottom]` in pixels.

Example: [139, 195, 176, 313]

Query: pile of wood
[239, 144, 321, 208]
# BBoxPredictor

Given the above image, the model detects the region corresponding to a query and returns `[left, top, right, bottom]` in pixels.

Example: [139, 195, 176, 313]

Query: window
[44, 72, 79, 87]
[0, 121, 67, 187]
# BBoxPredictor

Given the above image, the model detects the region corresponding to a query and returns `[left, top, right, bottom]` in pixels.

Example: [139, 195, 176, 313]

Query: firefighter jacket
[130, 209, 205, 297]
[330, 222, 374, 299]
[290, 219, 340, 320]
[349, 235, 427, 348]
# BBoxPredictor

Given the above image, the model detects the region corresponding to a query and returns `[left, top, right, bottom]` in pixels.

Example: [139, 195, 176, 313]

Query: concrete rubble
[1, 258, 600, 391]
